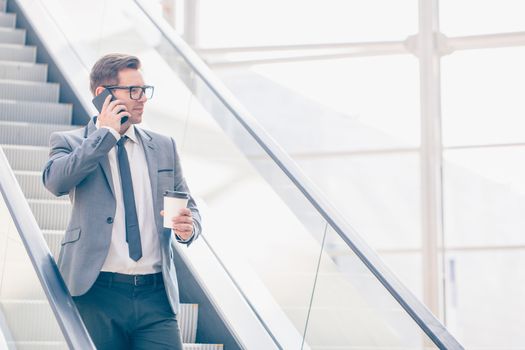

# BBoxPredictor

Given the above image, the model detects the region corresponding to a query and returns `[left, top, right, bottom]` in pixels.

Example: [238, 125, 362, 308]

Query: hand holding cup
[161, 191, 192, 241]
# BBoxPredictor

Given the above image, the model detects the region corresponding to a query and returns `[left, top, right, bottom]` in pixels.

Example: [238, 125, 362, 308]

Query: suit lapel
[85, 118, 115, 198]
[136, 127, 159, 227]
[100, 153, 115, 198]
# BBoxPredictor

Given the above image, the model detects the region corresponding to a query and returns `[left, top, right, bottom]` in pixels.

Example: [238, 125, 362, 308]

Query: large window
[440, 0, 525, 36]
[193, 0, 525, 348]
[198, 0, 418, 47]
[442, 47, 525, 146]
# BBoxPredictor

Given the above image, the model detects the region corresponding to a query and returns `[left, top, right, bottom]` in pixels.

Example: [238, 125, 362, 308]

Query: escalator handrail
[134, 1, 463, 349]
[0, 148, 95, 349]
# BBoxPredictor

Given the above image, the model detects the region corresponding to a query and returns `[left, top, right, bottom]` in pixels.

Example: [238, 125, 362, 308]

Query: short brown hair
[89, 53, 141, 95]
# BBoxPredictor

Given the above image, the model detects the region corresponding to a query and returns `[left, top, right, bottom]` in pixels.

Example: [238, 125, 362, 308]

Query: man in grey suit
[42, 53, 201, 349]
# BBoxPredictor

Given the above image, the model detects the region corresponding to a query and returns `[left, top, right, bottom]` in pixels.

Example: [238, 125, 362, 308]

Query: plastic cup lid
[163, 190, 189, 199]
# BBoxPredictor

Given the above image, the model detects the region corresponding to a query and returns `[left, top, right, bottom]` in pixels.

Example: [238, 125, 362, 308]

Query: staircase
[0, 1, 221, 348]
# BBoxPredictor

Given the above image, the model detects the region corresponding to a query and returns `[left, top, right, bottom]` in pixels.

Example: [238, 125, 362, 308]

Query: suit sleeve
[171, 137, 201, 246]
[42, 128, 118, 197]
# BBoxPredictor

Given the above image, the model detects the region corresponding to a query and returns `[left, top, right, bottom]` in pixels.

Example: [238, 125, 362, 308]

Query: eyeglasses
[104, 85, 155, 100]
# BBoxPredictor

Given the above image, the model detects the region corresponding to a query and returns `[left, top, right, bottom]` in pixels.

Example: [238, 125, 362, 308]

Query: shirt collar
[94, 117, 138, 144]
[123, 125, 138, 144]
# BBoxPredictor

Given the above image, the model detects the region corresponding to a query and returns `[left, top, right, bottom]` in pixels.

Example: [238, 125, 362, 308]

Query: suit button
[106, 217, 113, 224]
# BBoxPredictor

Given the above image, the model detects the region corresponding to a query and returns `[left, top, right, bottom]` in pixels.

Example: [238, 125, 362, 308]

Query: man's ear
[94, 86, 105, 96]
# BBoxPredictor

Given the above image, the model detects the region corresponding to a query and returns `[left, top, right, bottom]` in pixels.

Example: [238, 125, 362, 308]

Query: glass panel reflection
[217, 55, 420, 151]
[295, 153, 421, 251]
[178, 67, 332, 348]
[443, 147, 525, 246]
[303, 225, 437, 349]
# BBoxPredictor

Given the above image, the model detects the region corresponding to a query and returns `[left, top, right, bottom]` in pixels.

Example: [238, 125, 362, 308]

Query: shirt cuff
[173, 229, 194, 243]
[100, 126, 120, 141]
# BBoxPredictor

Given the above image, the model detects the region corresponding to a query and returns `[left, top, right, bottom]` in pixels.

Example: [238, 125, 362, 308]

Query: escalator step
[0, 79, 59, 103]
[0, 300, 63, 341]
[9, 341, 67, 350]
[179, 303, 198, 343]
[0, 61, 46, 82]
[0, 12, 16, 28]
[0, 27, 25, 45]
[0, 99, 72, 124]
[1, 301, 203, 344]
[183, 345, 224, 350]
[10, 342, 224, 350]
[28, 199, 71, 231]
[0, 121, 76, 146]
[0, 43, 36, 62]
[14, 171, 69, 201]
[43, 229, 62, 259]
[2, 144, 50, 171]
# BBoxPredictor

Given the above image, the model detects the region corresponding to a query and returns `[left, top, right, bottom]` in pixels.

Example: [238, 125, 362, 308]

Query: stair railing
[0, 148, 95, 349]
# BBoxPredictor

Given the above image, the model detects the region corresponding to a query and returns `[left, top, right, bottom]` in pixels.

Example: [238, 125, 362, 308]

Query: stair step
[180, 303, 198, 343]
[0, 99, 72, 124]
[0, 231, 61, 299]
[2, 267, 200, 343]
[0, 121, 76, 146]
[183, 345, 223, 350]
[0, 61, 47, 81]
[0, 43, 36, 62]
[1, 144, 50, 171]
[0, 237, 47, 300]
[9, 341, 67, 350]
[28, 199, 71, 231]
[15, 171, 69, 201]
[43, 230, 63, 259]
[1, 301, 201, 343]
[0, 27, 25, 44]
[0, 268, 47, 300]
[2, 234, 211, 346]
[0, 79, 59, 102]
[0, 12, 15, 28]
[0, 300, 63, 341]
[10, 342, 223, 350]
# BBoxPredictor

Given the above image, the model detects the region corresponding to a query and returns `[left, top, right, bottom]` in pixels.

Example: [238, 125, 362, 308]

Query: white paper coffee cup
[163, 191, 189, 229]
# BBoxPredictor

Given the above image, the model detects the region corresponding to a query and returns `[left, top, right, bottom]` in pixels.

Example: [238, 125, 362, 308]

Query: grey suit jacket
[42, 118, 201, 314]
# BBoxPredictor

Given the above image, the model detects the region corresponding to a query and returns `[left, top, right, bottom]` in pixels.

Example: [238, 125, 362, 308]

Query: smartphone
[91, 88, 128, 124]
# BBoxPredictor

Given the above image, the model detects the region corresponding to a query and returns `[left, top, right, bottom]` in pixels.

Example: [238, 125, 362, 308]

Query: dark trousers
[73, 272, 183, 350]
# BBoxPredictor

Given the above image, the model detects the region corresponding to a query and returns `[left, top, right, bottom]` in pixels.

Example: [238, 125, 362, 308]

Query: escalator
[0, 0, 464, 348]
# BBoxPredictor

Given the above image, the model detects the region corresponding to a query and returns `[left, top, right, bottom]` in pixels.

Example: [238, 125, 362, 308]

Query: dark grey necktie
[116, 136, 142, 261]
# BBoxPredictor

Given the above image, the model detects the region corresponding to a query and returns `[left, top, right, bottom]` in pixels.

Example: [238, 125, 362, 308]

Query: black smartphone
[91, 88, 128, 124]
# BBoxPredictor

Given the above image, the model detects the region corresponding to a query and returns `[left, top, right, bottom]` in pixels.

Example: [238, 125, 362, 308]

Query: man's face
[111, 68, 148, 125]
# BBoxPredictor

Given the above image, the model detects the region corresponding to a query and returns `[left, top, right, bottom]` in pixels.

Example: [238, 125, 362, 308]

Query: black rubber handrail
[0, 148, 95, 349]
[134, 1, 464, 349]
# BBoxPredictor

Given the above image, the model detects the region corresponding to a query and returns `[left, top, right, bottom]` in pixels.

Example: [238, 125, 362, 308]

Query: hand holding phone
[92, 88, 129, 125]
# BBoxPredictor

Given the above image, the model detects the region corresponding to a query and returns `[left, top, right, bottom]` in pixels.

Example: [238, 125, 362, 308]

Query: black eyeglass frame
[103, 85, 155, 100]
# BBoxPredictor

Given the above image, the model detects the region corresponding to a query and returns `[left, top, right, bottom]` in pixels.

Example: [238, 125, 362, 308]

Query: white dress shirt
[98, 124, 161, 274]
